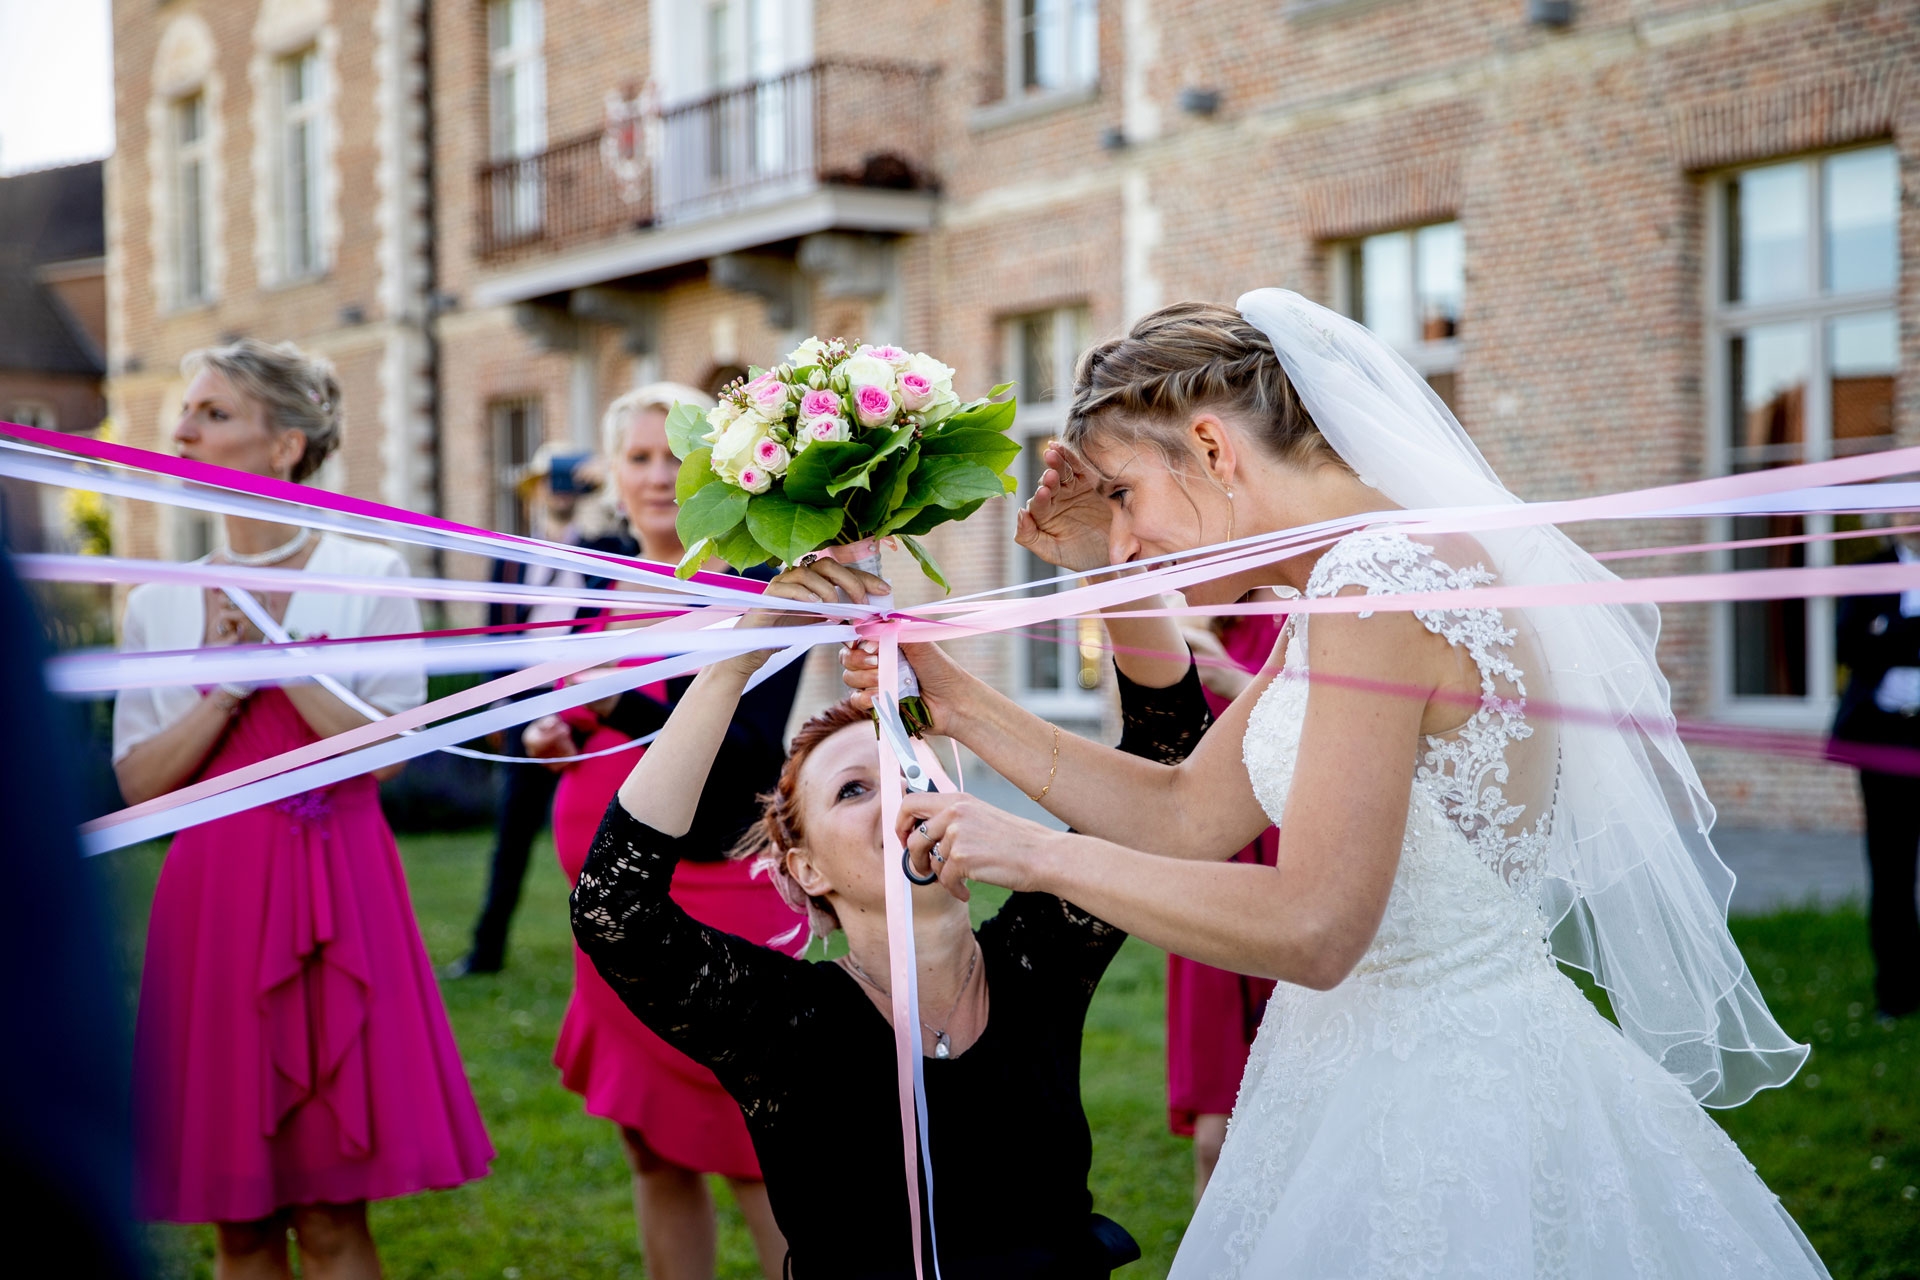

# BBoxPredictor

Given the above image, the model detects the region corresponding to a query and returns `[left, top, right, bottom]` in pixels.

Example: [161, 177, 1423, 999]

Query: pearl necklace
[223, 526, 314, 567]
[842, 943, 981, 1059]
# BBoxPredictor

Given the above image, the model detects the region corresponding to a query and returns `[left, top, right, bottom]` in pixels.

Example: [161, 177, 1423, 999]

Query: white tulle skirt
[1170, 945, 1830, 1280]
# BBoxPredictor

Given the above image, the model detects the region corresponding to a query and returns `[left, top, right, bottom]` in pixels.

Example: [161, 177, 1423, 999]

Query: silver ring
[796, 551, 828, 569]
[916, 822, 930, 839]
[930, 845, 945, 865]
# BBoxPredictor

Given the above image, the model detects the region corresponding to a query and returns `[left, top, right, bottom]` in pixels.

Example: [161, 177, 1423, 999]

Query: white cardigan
[112, 534, 428, 763]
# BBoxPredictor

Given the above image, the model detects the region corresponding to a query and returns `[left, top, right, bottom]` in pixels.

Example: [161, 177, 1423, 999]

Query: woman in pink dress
[521, 385, 799, 1279]
[113, 340, 492, 1279]
[1166, 609, 1282, 1201]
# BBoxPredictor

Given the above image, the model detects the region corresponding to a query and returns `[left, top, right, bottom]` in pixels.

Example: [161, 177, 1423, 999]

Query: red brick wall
[104, 0, 1917, 827]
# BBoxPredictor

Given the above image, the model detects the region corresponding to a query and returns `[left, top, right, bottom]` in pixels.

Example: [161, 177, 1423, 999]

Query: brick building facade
[105, 0, 1918, 828]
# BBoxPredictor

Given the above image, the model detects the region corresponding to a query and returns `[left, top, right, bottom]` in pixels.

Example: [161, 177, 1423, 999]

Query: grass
[98, 830, 1920, 1279]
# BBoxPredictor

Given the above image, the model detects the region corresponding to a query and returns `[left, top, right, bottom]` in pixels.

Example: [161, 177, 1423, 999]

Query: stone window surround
[1000, 302, 1106, 722]
[1308, 161, 1465, 394]
[1702, 141, 1901, 730]
[970, 0, 1100, 132]
[250, 0, 342, 288]
[148, 13, 224, 314]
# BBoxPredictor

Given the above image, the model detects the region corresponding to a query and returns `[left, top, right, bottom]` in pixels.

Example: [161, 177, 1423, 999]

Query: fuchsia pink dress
[1167, 614, 1284, 1136]
[131, 691, 493, 1220]
[549, 687, 803, 1179]
[116, 536, 492, 1222]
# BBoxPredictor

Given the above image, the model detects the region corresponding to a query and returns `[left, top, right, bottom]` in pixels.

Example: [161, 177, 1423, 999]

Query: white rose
[841, 355, 897, 395]
[786, 336, 830, 368]
[904, 352, 956, 396]
[709, 409, 771, 480]
[703, 399, 743, 444]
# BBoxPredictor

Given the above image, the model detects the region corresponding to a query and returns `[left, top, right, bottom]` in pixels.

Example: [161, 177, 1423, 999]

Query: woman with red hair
[571, 557, 1212, 1279]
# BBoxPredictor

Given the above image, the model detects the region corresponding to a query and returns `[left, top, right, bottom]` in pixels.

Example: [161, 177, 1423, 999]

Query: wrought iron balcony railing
[477, 58, 938, 261]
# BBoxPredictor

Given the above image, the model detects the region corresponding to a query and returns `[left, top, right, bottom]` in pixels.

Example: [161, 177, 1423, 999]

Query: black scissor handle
[902, 847, 940, 885]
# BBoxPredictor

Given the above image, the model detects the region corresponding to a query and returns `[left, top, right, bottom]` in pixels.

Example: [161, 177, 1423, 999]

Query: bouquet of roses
[667, 336, 1018, 588]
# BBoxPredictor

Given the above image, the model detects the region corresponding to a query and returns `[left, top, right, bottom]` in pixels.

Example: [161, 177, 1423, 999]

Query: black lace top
[571, 663, 1210, 1280]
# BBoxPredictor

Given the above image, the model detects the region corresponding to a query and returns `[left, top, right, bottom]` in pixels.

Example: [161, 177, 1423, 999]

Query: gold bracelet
[1028, 723, 1060, 804]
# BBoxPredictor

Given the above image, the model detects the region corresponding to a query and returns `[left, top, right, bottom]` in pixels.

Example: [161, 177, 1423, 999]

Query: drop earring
[1225, 489, 1236, 543]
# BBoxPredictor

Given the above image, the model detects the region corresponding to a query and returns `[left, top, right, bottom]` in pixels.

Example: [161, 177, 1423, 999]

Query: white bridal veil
[1238, 288, 1808, 1107]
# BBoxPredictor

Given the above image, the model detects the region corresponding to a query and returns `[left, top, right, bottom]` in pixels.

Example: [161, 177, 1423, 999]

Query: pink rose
[805, 416, 851, 445]
[753, 437, 791, 474]
[736, 465, 772, 495]
[863, 344, 911, 368]
[852, 383, 895, 428]
[799, 388, 841, 420]
[746, 373, 788, 415]
[897, 372, 934, 412]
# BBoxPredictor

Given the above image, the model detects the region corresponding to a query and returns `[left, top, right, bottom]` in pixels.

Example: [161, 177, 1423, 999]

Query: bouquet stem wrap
[829, 540, 931, 735]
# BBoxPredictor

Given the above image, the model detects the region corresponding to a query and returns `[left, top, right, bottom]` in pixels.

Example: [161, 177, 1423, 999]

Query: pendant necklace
[223, 526, 314, 567]
[842, 943, 981, 1059]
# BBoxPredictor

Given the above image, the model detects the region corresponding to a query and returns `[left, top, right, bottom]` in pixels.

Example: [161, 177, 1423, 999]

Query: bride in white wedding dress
[842, 289, 1829, 1278]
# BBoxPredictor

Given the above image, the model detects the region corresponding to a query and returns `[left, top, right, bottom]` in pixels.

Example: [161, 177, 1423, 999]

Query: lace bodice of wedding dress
[1169, 529, 1829, 1280]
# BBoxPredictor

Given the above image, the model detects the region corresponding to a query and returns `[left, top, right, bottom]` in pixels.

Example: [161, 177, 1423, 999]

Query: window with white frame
[1002, 306, 1106, 716]
[1709, 144, 1900, 718]
[1329, 220, 1464, 412]
[278, 47, 325, 279]
[1005, 0, 1098, 98]
[487, 0, 546, 239]
[493, 397, 544, 536]
[174, 92, 213, 306]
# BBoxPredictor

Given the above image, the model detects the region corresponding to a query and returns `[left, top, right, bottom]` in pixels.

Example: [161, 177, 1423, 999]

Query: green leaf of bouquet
[891, 497, 986, 537]
[665, 401, 709, 460]
[714, 521, 773, 572]
[918, 428, 1020, 474]
[850, 442, 920, 534]
[919, 397, 961, 428]
[898, 534, 949, 593]
[986, 381, 1016, 400]
[674, 537, 714, 579]
[674, 448, 719, 503]
[676, 481, 749, 547]
[902, 457, 1005, 511]
[940, 396, 1016, 436]
[781, 441, 872, 506]
[745, 493, 845, 565]
[876, 504, 923, 537]
[826, 423, 914, 496]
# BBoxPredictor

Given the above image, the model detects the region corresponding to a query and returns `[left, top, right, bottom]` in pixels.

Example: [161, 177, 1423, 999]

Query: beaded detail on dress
[1301, 531, 1556, 895]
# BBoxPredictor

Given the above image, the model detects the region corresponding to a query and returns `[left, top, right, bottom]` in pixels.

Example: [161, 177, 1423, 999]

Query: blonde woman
[521, 384, 800, 1279]
[115, 340, 491, 1279]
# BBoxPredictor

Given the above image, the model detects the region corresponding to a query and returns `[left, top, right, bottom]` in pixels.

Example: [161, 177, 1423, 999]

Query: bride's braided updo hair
[1064, 301, 1340, 471]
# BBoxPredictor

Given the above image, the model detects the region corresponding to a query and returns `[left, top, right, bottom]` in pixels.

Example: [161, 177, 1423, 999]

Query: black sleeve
[1113, 659, 1213, 765]
[981, 657, 1214, 1003]
[570, 798, 809, 1081]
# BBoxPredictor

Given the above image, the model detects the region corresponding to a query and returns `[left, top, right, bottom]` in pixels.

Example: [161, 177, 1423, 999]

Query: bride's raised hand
[1015, 442, 1113, 573]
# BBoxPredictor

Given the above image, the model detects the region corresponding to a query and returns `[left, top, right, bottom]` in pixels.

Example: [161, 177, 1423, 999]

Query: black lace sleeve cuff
[570, 798, 803, 1076]
[1115, 659, 1212, 766]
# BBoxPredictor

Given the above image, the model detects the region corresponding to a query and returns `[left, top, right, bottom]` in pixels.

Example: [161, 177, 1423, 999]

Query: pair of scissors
[874, 696, 942, 885]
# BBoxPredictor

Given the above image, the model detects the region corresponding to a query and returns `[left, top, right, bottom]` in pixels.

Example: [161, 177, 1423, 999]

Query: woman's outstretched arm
[618, 559, 887, 835]
[896, 606, 1445, 990]
[848, 638, 1275, 860]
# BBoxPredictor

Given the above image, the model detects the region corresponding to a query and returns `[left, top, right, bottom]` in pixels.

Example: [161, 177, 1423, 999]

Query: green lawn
[99, 830, 1920, 1279]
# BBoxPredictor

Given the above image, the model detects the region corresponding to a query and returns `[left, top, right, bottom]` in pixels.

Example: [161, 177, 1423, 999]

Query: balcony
[475, 59, 938, 265]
